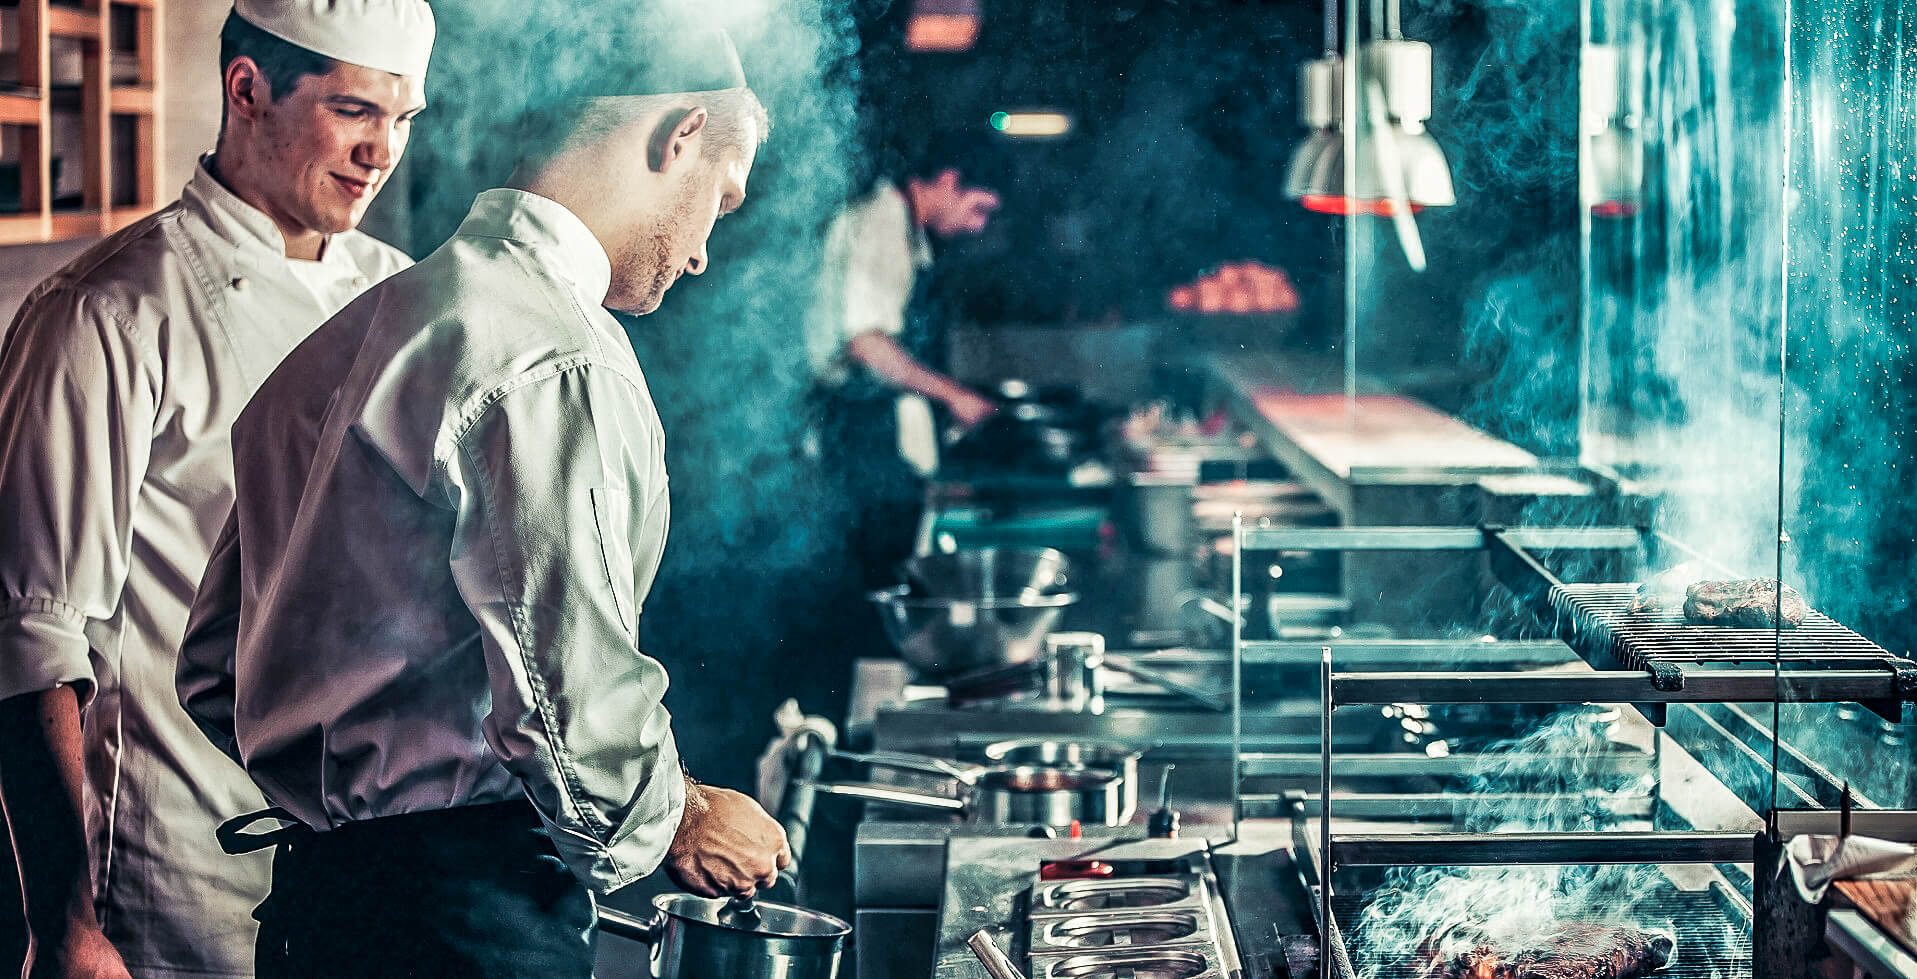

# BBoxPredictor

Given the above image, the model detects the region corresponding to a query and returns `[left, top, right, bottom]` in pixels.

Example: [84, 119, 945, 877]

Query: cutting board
[1833, 877, 1917, 957]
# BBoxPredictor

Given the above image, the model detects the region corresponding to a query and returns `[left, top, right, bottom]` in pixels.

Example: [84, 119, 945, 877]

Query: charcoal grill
[1332, 883, 1753, 979]
[1547, 583, 1916, 723]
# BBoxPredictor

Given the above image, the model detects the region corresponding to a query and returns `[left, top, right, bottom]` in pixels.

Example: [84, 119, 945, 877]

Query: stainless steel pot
[983, 738, 1142, 825]
[806, 762, 1130, 827]
[596, 893, 850, 979]
[1118, 472, 1197, 555]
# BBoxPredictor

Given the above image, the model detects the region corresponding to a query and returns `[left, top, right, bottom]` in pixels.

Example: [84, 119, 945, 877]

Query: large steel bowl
[900, 548, 1072, 601]
[869, 585, 1078, 682]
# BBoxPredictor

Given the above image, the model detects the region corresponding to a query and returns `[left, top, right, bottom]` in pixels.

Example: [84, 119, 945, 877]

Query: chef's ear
[223, 56, 272, 122]
[650, 107, 710, 174]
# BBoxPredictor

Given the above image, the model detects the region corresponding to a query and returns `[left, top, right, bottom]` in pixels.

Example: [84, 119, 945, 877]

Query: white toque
[233, 0, 435, 78]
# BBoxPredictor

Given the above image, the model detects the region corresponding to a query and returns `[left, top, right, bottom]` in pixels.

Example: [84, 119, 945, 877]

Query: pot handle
[830, 749, 982, 784]
[799, 780, 968, 812]
[596, 906, 664, 945]
[967, 930, 1029, 979]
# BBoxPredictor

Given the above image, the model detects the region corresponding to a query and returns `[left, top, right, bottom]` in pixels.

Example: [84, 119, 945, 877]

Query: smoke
[1346, 711, 1706, 976]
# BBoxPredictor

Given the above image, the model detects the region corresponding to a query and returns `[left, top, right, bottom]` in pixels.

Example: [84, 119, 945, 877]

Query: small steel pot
[597, 893, 850, 979]
[983, 739, 1142, 825]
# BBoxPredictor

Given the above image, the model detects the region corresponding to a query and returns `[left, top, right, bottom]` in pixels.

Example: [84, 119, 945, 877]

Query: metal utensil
[968, 929, 1029, 979]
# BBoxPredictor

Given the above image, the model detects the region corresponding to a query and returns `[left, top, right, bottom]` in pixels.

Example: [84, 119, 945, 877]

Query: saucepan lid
[652, 893, 851, 939]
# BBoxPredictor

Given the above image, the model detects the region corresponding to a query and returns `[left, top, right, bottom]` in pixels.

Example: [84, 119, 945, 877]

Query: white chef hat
[232, 0, 435, 79]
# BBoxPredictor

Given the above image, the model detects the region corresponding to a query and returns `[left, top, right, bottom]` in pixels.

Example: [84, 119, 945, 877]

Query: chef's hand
[31, 921, 133, 979]
[945, 389, 999, 431]
[665, 781, 791, 898]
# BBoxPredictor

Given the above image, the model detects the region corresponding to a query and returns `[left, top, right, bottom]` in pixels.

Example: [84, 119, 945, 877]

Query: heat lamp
[1283, 0, 1455, 218]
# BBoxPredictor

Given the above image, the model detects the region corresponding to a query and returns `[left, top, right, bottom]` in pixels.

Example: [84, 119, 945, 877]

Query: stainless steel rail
[1329, 669, 1910, 706]
[1330, 830, 1755, 866]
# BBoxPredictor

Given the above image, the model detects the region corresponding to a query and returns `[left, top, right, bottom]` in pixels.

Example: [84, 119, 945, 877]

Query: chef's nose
[686, 246, 708, 277]
[357, 129, 397, 174]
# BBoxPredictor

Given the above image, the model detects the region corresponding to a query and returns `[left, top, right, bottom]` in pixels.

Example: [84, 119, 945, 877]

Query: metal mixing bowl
[868, 585, 1079, 681]
[900, 547, 1072, 600]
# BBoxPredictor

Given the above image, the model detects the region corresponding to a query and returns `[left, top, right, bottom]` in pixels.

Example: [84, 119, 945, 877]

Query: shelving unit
[2, 0, 163, 245]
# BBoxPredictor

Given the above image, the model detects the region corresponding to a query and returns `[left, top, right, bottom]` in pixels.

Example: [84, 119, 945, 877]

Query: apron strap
[216, 806, 305, 855]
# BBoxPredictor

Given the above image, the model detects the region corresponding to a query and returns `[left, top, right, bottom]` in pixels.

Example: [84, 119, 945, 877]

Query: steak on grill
[1682, 579, 1808, 629]
[1424, 923, 1676, 979]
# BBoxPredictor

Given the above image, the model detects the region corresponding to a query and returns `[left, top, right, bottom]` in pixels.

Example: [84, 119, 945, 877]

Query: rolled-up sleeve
[177, 508, 243, 762]
[444, 363, 683, 892]
[0, 286, 158, 706]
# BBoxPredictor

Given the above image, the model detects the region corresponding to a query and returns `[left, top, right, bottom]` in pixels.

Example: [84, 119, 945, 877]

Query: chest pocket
[588, 486, 637, 638]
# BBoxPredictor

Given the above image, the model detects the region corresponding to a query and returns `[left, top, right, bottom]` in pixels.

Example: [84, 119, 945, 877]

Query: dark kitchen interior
[3, 0, 1916, 975]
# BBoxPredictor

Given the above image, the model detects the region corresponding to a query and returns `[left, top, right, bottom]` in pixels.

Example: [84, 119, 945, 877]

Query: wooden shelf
[0, 213, 51, 244]
[105, 205, 148, 231]
[49, 209, 105, 237]
[108, 86, 152, 114]
[0, 93, 42, 125]
[2, 0, 163, 244]
[45, 6, 101, 37]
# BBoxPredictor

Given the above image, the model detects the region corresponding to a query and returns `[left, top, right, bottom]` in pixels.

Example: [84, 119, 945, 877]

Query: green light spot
[990, 112, 1009, 131]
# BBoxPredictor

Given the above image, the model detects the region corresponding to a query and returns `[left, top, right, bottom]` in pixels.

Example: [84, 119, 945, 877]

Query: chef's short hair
[513, 89, 770, 168]
[899, 129, 1009, 191]
[219, 12, 337, 102]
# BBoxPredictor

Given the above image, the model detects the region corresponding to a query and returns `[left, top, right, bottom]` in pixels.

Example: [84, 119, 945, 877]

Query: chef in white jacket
[0, 2, 431, 977]
[176, 25, 787, 978]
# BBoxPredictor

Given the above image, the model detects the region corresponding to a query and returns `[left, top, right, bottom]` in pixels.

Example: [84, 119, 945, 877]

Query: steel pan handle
[967, 929, 1028, 979]
[830, 749, 983, 784]
[799, 780, 968, 812]
[595, 906, 663, 945]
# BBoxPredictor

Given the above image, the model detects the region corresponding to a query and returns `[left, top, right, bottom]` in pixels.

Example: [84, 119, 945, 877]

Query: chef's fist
[666, 783, 791, 898]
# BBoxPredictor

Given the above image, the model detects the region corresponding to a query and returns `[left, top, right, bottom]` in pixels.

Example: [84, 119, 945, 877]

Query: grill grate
[1551, 583, 1900, 671]
[1333, 886, 1752, 979]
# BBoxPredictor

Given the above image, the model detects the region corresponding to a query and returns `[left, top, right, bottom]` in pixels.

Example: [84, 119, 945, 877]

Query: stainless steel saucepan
[810, 740, 1141, 827]
[597, 893, 850, 979]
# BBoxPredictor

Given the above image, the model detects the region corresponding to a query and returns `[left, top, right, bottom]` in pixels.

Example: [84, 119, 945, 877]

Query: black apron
[220, 801, 595, 978]
[814, 247, 946, 589]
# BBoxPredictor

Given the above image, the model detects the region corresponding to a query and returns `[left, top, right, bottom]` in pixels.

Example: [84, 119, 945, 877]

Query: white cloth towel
[755, 699, 841, 812]
[1785, 834, 1917, 903]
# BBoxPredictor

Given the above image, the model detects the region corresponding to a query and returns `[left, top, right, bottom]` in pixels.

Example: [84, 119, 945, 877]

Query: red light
[1590, 199, 1640, 218]
[1299, 195, 1427, 216]
[906, 14, 979, 51]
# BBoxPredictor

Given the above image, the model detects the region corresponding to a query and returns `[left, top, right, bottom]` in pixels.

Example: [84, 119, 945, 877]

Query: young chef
[0, 2, 431, 975]
[175, 26, 788, 977]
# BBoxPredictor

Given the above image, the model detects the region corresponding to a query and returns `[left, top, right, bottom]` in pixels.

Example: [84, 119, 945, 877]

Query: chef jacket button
[230, 276, 248, 292]
[352, 275, 368, 288]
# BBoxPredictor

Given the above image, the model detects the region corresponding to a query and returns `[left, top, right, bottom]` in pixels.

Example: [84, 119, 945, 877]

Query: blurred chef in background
[808, 136, 1005, 603]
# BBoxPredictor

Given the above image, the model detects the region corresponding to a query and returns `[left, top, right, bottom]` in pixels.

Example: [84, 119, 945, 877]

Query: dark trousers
[254, 800, 596, 979]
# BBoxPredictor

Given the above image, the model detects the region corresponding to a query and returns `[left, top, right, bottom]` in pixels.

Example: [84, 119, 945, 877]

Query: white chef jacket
[178, 188, 686, 894]
[810, 181, 941, 475]
[0, 159, 410, 978]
